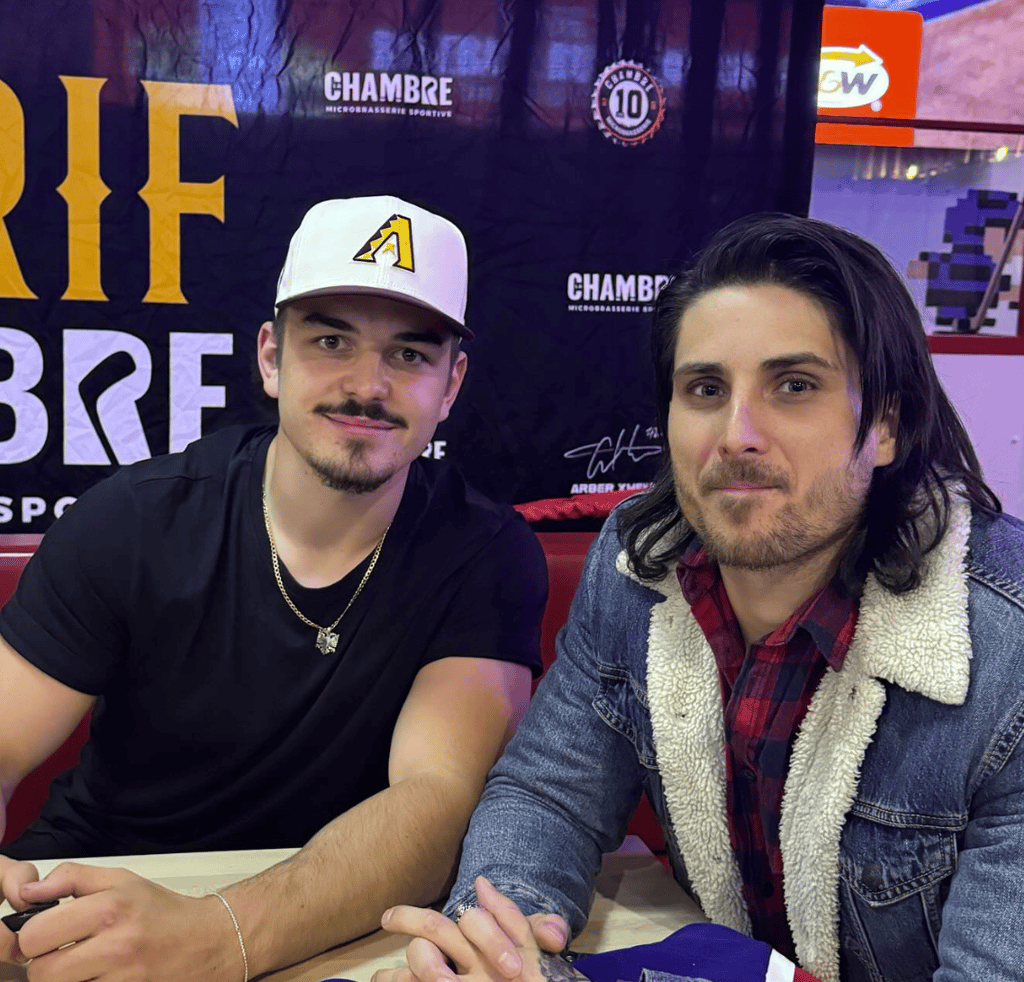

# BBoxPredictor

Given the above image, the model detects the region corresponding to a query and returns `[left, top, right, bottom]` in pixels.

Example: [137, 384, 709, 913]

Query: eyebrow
[673, 351, 841, 381]
[302, 312, 445, 347]
[762, 352, 841, 374]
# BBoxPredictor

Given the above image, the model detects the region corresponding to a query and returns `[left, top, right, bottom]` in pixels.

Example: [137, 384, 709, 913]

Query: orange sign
[816, 6, 923, 147]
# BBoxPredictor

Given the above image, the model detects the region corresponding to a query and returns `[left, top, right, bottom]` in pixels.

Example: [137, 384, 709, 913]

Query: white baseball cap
[275, 195, 473, 339]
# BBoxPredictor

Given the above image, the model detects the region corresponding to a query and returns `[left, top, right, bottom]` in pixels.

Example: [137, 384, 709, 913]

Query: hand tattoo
[538, 954, 591, 982]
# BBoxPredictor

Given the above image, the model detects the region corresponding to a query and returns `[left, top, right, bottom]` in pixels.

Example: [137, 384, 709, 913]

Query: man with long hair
[377, 214, 1024, 981]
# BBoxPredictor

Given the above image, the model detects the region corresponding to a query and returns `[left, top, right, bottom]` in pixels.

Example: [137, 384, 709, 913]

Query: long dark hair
[620, 212, 1000, 594]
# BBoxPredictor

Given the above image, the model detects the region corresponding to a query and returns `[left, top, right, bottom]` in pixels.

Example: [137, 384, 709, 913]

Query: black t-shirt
[0, 425, 546, 857]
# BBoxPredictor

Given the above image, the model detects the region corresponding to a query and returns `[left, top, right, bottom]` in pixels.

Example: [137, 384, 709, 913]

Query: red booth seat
[0, 536, 91, 844]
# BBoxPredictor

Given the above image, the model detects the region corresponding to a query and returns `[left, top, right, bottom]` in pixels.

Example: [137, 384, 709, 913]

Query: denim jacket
[445, 497, 1024, 982]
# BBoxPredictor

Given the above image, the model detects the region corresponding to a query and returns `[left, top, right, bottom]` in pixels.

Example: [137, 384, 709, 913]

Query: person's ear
[872, 403, 898, 468]
[438, 349, 468, 422]
[257, 321, 280, 399]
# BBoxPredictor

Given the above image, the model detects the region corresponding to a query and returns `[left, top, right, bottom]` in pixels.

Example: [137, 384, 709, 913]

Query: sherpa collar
[624, 496, 973, 982]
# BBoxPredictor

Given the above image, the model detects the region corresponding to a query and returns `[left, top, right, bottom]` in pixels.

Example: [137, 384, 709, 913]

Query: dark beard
[675, 458, 869, 572]
[688, 500, 857, 571]
[308, 447, 395, 494]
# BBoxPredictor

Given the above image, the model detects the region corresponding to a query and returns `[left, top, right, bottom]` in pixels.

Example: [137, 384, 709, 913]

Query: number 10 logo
[591, 61, 666, 147]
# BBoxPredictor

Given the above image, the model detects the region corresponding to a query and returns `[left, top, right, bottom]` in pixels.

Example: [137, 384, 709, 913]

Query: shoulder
[411, 458, 534, 546]
[395, 464, 547, 661]
[604, 496, 636, 550]
[572, 494, 673, 606]
[67, 422, 266, 501]
[122, 423, 271, 496]
[109, 423, 269, 516]
[966, 510, 1024, 611]
[42, 423, 269, 551]
[599, 492, 680, 586]
[958, 511, 1024, 701]
[396, 461, 546, 596]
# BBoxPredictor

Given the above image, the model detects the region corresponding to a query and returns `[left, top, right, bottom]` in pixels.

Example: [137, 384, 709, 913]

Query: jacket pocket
[593, 662, 657, 769]
[838, 808, 960, 982]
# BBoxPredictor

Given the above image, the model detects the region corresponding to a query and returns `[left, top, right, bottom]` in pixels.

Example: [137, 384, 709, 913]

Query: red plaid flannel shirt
[677, 535, 859, 961]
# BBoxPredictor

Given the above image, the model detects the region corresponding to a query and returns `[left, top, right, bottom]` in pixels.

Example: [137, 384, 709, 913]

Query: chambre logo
[566, 272, 671, 314]
[322, 69, 454, 118]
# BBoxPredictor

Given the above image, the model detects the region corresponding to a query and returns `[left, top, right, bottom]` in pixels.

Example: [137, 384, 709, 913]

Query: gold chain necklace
[262, 487, 391, 655]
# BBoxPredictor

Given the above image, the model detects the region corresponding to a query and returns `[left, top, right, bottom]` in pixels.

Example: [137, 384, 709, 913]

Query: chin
[308, 451, 400, 495]
[318, 468, 395, 494]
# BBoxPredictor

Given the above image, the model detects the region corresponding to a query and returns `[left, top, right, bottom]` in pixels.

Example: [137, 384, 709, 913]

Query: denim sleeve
[933, 706, 1024, 981]
[443, 517, 648, 936]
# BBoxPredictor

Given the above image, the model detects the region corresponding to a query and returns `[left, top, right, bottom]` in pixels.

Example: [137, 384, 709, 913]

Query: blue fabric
[575, 924, 772, 982]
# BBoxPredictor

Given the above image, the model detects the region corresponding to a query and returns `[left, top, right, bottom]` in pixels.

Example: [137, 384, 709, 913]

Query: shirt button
[741, 767, 757, 782]
[761, 881, 775, 898]
[862, 864, 885, 891]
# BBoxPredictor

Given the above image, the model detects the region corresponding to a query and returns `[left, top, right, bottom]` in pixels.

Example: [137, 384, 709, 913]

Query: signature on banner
[563, 425, 662, 479]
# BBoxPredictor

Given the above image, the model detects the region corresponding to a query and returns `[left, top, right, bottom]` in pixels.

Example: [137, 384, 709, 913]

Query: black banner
[0, 0, 821, 531]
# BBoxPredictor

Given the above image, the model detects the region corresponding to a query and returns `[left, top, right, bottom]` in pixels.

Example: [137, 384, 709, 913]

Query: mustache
[314, 399, 407, 429]
[700, 459, 790, 494]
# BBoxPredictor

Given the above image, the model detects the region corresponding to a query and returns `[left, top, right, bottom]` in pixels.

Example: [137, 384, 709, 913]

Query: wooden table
[1, 837, 705, 981]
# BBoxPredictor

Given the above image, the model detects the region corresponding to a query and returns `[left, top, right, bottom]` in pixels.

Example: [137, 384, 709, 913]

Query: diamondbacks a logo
[353, 214, 415, 271]
[591, 61, 665, 147]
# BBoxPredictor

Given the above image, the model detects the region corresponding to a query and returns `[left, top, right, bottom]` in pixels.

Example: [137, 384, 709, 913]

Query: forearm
[443, 776, 604, 935]
[223, 771, 481, 975]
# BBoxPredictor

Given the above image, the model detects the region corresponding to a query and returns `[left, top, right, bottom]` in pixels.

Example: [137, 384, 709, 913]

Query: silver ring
[450, 901, 479, 923]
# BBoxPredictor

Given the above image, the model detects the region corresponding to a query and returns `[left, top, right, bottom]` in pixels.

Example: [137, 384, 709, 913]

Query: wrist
[208, 891, 249, 982]
[538, 953, 591, 982]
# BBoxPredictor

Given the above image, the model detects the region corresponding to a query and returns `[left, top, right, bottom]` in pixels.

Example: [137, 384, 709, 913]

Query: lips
[701, 467, 788, 493]
[324, 413, 395, 430]
[716, 482, 778, 492]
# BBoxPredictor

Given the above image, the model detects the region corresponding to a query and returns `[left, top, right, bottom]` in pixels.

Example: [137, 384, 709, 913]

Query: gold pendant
[316, 628, 339, 655]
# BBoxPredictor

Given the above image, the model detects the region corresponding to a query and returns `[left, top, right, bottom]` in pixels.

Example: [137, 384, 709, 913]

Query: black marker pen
[1, 900, 59, 932]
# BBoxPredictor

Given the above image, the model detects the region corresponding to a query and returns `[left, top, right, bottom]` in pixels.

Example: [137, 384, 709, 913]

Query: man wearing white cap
[0, 197, 547, 981]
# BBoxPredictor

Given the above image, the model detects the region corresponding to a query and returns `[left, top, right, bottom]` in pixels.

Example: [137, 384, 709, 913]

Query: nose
[343, 350, 389, 403]
[719, 392, 768, 457]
